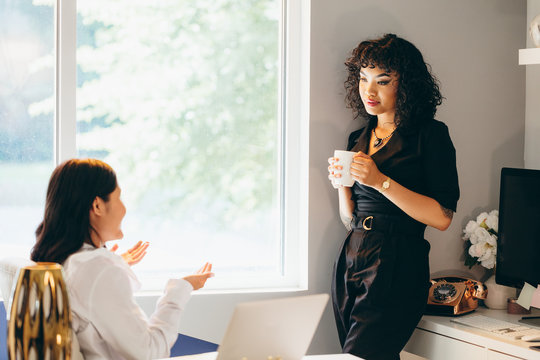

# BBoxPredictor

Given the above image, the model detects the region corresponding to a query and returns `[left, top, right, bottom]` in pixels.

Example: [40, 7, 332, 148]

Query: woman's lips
[366, 99, 379, 107]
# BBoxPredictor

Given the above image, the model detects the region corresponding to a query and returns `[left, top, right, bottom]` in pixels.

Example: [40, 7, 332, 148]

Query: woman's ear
[91, 196, 105, 216]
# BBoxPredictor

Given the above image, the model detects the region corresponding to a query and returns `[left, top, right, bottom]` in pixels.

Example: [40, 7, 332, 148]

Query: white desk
[404, 307, 540, 359]
[166, 354, 359, 360]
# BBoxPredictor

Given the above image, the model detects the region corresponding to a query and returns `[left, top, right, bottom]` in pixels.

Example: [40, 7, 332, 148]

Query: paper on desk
[531, 286, 540, 309]
[517, 282, 536, 310]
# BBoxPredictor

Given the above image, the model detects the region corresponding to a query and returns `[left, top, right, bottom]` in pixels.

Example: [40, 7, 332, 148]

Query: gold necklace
[372, 128, 396, 148]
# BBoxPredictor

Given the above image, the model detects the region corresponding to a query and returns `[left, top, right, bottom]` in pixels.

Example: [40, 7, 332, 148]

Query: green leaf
[464, 254, 479, 269]
[463, 240, 480, 269]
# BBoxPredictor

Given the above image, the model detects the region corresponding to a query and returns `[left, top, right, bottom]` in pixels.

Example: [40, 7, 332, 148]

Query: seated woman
[31, 158, 214, 360]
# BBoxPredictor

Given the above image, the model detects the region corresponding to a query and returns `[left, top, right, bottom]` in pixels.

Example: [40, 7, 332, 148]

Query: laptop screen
[216, 294, 329, 360]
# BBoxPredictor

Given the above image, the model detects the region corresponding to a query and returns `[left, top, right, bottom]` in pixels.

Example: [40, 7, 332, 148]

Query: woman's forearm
[375, 176, 453, 231]
[338, 187, 355, 229]
[350, 152, 453, 231]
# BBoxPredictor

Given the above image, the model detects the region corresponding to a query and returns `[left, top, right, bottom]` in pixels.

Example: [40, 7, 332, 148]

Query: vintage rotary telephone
[426, 277, 487, 316]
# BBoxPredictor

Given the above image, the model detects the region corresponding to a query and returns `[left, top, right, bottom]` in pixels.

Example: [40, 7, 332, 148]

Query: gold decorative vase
[7, 263, 72, 360]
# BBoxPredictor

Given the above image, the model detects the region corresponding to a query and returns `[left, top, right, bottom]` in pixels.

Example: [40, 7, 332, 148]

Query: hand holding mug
[350, 151, 384, 188]
[328, 157, 342, 189]
[328, 150, 356, 188]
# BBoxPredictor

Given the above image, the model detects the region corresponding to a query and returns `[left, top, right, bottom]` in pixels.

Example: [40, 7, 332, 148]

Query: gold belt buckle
[362, 216, 373, 230]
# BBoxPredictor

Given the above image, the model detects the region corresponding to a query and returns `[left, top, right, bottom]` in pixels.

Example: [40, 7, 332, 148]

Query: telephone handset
[426, 277, 487, 316]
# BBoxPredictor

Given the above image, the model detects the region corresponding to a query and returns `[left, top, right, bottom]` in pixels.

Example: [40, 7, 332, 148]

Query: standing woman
[328, 34, 459, 359]
[31, 158, 214, 360]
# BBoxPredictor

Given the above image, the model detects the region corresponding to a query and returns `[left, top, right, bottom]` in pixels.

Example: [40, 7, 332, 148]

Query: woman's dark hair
[345, 33, 443, 128]
[31, 158, 117, 264]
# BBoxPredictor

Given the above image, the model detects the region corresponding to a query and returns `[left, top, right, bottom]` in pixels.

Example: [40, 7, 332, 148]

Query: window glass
[0, 0, 54, 258]
[76, 0, 281, 289]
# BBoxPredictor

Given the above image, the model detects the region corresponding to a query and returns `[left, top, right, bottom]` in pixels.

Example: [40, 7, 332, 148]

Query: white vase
[484, 274, 516, 310]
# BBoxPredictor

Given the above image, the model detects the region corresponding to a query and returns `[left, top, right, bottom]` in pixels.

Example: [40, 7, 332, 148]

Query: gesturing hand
[183, 262, 214, 290]
[350, 151, 385, 189]
[110, 240, 149, 266]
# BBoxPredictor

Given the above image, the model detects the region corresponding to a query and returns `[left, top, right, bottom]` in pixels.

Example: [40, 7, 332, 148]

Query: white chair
[0, 257, 35, 316]
[0, 257, 84, 360]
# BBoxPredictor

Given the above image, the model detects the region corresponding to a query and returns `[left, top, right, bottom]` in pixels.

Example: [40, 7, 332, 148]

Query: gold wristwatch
[380, 177, 391, 193]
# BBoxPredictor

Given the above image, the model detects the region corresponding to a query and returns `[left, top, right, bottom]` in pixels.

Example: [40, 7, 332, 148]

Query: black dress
[331, 119, 460, 360]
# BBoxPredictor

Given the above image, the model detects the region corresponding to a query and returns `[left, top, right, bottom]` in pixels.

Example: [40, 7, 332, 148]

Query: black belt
[352, 213, 426, 236]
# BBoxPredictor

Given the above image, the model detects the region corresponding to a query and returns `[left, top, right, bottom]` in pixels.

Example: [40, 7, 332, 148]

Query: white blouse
[63, 244, 193, 360]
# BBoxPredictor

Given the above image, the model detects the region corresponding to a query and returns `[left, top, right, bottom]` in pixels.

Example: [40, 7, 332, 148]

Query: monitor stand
[519, 316, 540, 328]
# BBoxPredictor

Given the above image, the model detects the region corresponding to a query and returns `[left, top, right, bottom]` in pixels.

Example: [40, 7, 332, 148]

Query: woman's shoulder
[412, 119, 457, 155]
[64, 245, 126, 277]
[419, 119, 449, 132]
[66, 244, 141, 290]
[413, 119, 452, 140]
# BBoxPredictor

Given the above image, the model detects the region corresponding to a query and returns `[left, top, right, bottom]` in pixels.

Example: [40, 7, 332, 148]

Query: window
[1, 0, 308, 291]
[0, 0, 55, 258]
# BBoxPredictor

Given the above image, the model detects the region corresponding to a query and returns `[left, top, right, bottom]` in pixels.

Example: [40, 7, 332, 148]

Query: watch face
[432, 283, 458, 303]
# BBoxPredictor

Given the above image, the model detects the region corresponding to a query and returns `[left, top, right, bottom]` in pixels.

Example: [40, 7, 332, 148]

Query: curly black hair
[344, 33, 443, 129]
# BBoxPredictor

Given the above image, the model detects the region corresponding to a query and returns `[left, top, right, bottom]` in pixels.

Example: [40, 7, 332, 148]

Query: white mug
[333, 150, 356, 187]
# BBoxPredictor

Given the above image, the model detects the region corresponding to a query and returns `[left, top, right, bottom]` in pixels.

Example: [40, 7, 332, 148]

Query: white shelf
[519, 48, 540, 65]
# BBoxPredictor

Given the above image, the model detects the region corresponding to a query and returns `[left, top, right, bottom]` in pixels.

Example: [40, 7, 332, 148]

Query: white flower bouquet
[462, 210, 498, 269]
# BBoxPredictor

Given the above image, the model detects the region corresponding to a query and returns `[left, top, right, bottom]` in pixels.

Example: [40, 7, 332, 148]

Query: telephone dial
[426, 277, 487, 316]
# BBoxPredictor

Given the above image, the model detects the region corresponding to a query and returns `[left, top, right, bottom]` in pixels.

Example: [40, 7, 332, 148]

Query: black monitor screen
[496, 168, 540, 287]
[496, 168, 540, 288]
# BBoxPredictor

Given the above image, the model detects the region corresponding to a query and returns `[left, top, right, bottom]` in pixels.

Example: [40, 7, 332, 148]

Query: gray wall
[137, 0, 527, 355]
[525, 0, 540, 168]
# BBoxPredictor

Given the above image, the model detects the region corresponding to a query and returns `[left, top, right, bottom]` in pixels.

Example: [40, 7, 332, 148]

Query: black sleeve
[422, 121, 460, 212]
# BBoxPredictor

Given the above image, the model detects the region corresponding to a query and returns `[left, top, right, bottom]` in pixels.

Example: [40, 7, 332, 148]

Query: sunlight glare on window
[75, 0, 282, 290]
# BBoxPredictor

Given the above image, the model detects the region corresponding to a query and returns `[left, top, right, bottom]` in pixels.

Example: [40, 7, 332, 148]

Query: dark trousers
[331, 214, 430, 360]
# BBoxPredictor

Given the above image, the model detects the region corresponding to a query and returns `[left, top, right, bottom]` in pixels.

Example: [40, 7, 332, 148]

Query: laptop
[169, 293, 329, 360]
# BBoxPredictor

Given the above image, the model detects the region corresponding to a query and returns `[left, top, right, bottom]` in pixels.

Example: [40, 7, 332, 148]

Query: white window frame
[55, 0, 76, 163]
[54, 0, 310, 292]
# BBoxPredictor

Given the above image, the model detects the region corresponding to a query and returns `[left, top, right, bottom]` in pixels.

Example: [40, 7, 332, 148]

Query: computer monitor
[496, 167, 540, 326]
